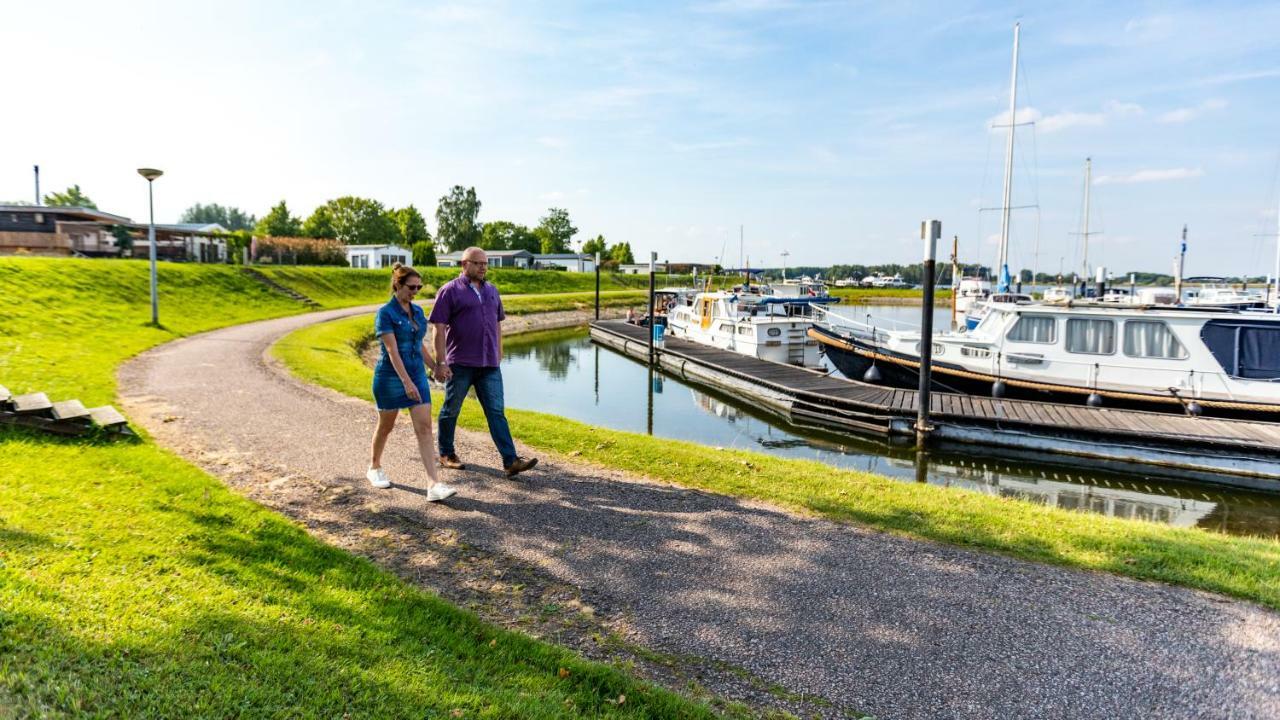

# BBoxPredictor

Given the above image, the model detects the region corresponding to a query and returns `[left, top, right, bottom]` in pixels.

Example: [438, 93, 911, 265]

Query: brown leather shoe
[503, 456, 538, 477]
[438, 453, 466, 470]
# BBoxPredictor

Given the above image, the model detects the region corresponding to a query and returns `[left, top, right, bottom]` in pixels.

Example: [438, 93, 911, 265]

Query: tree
[534, 207, 577, 254]
[306, 197, 398, 245]
[44, 185, 96, 209]
[254, 200, 302, 237]
[411, 241, 437, 267]
[301, 205, 337, 239]
[110, 225, 134, 255]
[435, 186, 483, 252]
[390, 205, 432, 247]
[180, 203, 256, 231]
[609, 242, 634, 265]
[480, 221, 538, 253]
[581, 234, 607, 258]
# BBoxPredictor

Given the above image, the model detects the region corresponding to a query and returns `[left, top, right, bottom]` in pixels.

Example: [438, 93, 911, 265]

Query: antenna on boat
[995, 22, 1020, 293]
[1174, 224, 1188, 302]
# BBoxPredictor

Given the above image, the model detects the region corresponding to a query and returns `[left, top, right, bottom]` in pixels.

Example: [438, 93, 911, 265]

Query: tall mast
[996, 22, 1020, 292]
[1273, 193, 1280, 307]
[1081, 157, 1092, 280]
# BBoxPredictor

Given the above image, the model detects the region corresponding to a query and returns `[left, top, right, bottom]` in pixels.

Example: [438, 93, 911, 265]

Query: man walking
[430, 247, 538, 477]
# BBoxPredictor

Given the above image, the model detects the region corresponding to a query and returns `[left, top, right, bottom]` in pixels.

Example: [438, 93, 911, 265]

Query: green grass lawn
[254, 265, 668, 309]
[0, 257, 740, 718]
[827, 286, 952, 303]
[273, 314, 1280, 612]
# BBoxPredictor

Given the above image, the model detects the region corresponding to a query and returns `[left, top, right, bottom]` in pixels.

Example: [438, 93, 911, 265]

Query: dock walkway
[590, 320, 1280, 490]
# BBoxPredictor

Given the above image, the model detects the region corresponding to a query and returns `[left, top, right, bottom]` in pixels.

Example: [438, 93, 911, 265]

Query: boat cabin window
[960, 345, 991, 358]
[1065, 318, 1115, 355]
[1123, 320, 1188, 360]
[1006, 315, 1056, 344]
[1201, 320, 1280, 379]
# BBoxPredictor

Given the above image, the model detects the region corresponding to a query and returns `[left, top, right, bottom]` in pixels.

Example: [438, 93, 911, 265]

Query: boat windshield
[1201, 319, 1280, 379]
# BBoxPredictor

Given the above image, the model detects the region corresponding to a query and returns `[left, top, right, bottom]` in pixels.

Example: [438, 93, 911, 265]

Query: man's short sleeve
[428, 284, 452, 325]
[374, 305, 395, 336]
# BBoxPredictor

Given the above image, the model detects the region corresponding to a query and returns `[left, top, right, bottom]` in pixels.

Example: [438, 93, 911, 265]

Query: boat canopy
[1201, 319, 1280, 379]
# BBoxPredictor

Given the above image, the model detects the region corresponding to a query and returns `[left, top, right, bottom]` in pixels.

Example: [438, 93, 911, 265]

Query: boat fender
[862, 364, 882, 383]
[1186, 401, 1203, 417]
[991, 380, 1007, 398]
[1086, 392, 1104, 408]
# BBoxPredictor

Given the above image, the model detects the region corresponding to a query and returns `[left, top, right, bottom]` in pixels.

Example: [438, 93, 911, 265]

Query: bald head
[461, 246, 488, 282]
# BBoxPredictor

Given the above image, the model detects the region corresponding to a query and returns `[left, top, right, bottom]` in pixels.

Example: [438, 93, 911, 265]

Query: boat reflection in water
[686, 387, 1221, 531]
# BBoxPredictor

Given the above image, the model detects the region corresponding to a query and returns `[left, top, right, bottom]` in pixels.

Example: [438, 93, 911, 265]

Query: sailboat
[962, 22, 1033, 329]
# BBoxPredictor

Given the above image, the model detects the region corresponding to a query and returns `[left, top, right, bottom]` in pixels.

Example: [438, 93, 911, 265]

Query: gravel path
[118, 306, 1280, 719]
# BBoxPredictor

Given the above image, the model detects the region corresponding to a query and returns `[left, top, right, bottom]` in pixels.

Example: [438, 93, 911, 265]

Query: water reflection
[499, 326, 1280, 537]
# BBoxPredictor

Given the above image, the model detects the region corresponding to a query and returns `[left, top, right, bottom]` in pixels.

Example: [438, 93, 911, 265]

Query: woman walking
[367, 263, 456, 501]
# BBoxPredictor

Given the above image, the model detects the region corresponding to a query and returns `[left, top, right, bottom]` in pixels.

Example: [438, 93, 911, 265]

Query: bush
[253, 236, 348, 266]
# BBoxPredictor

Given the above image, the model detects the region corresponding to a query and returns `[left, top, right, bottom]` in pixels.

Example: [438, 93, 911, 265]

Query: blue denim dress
[372, 298, 431, 410]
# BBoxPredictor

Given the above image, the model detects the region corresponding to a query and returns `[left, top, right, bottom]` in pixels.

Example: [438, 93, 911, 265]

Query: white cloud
[1094, 168, 1204, 185]
[1039, 111, 1106, 133]
[1157, 98, 1227, 123]
[994, 101, 1142, 134]
[539, 191, 566, 201]
[537, 136, 568, 149]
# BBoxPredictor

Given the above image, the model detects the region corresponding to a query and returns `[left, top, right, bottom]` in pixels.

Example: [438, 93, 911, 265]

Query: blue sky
[4, 1, 1280, 276]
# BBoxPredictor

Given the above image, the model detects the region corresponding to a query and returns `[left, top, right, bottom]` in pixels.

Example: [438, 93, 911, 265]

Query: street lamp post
[137, 168, 163, 325]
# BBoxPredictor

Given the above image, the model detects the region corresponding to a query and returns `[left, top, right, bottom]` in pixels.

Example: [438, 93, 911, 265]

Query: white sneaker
[366, 467, 391, 489]
[427, 483, 457, 502]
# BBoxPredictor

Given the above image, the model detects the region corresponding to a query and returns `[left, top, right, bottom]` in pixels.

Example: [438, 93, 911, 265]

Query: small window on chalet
[1065, 318, 1115, 355]
[33, 213, 44, 223]
[1006, 315, 1056, 343]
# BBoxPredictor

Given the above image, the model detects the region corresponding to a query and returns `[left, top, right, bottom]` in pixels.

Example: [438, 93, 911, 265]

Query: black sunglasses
[404, 284, 423, 292]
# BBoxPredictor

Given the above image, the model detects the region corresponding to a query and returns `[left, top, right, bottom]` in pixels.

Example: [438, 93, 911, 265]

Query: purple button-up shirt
[428, 274, 506, 367]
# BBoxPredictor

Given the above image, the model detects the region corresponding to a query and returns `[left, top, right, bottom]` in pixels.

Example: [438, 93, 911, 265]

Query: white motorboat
[666, 290, 836, 367]
[811, 300, 1280, 418]
[955, 277, 992, 315]
[1182, 278, 1266, 310]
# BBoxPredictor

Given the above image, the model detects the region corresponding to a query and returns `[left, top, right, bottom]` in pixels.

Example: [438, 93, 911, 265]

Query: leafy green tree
[254, 200, 302, 237]
[390, 205, 432, 247]
[435, 186, 483, 252]
[110, 225, 134, 254]
[411, 241, 437, 267]
[581, 234, 607, 258]
[44, 185, 96, 209]
[301, 206, 337, 239]
[481, 221, 539, 253]
[305, 197, 398, 244]
[535, 207, 577, 254]
[180, 203, 256, 231]
[609, 242, 634, 265]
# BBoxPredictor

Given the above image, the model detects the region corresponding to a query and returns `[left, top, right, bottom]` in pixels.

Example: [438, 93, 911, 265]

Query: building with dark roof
[0, 205, 228, 261]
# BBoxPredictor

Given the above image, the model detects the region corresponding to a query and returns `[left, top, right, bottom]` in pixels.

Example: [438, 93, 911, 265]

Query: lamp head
[137, 168, 164, 181]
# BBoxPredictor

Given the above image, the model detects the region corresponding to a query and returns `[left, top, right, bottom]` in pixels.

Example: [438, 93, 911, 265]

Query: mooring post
[917, 219, 941, 450]
[647, 251, 657, 366]
[594, 252, 601, 320]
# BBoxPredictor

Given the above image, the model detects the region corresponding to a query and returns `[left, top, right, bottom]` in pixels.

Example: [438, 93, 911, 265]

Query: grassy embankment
[275, 314, 1280, 612]
[253, 265, 686, 309]
[0, 258, 736, 718]
[828, 286, 952, 304]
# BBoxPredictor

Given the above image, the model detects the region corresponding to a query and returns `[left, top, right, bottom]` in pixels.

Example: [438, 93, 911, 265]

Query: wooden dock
[589, 320, 1280, 491]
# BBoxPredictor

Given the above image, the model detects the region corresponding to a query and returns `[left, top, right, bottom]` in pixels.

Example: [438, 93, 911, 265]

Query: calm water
[500, 311, 1280, 538]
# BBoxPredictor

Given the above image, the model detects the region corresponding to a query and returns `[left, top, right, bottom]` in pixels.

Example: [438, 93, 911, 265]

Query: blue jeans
[437, 365, 517, 466]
